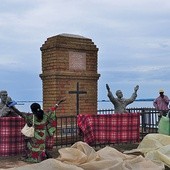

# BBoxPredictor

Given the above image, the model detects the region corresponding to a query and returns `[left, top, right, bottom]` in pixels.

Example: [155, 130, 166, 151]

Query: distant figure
[0, 90, 18, 117]
[153, 89, 169, 118]
[106, 84, 139, 113]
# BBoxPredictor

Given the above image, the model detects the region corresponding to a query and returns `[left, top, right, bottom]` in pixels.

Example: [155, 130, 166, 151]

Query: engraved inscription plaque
[69, 52, 86, 71]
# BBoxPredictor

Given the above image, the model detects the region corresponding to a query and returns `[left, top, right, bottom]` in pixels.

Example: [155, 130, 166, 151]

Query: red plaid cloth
[78, 113, 140, 144]
[46, 136, 55, 150]
[0, 117, 55, 156]
[0, 117, 25, 156]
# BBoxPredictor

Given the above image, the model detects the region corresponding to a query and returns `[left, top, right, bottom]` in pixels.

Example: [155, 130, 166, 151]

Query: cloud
[0, 0, 170, 110]
[100, 65, 168, 73]
[0, 55, 21, 68]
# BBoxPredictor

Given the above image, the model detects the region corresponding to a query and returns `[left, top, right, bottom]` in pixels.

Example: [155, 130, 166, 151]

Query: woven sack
[158, 116, 170, 135]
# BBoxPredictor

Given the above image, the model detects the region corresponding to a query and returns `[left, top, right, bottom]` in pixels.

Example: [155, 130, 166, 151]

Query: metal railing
[55, 116, 83, 147]
[55, 107, 160, 148]
[97, 108, 160, 139]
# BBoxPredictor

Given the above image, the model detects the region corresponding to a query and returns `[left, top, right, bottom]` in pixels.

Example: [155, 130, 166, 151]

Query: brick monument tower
[40, 33, 100, 116]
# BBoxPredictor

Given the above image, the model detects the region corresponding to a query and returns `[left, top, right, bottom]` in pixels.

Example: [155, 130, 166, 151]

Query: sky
[0, 0, 170, 111]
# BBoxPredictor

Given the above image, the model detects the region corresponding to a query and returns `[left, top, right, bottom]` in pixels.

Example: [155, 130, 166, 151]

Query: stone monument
[40, 33, 100, 116]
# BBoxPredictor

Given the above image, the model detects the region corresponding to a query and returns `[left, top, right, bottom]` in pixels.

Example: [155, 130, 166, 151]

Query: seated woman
[8, 102, 58, 163]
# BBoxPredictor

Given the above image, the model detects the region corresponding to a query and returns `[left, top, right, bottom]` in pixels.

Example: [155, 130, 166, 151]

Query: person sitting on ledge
[106, 84, 139, 113]
[0, 90, 18, 117]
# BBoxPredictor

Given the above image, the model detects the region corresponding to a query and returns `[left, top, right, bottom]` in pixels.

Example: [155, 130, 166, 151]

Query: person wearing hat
[153, 89, 169, 120]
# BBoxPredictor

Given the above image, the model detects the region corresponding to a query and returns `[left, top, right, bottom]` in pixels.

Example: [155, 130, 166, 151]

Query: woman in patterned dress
[8, 102, 57, 163]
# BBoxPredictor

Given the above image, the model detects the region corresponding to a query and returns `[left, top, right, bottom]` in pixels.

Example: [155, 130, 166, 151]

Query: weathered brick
[40, 34, 100, 116]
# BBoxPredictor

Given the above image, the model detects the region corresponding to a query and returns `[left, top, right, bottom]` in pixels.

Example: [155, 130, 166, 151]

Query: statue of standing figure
[106, 84, 139, 113]
[0, 90, 18, 117]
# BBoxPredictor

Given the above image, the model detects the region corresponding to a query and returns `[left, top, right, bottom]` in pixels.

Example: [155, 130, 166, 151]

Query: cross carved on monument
[69, 82, 87, 115]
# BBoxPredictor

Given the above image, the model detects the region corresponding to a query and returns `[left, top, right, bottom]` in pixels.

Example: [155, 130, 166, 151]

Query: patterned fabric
[78, 113, 140, 144]
[0, 113, 56, 158]
[23, 114, 47, 162]
[0, 117, 25, 156]
[21, 110, 57, 163]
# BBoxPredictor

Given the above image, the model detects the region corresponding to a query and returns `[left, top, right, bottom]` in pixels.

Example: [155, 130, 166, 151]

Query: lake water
[16, 100, 155, 112]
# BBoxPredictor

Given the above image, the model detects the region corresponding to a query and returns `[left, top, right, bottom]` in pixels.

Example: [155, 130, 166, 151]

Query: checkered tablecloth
[0, 117, 55, 156]
[0, 117, 25, 156]
[78, 113, 140, 144]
